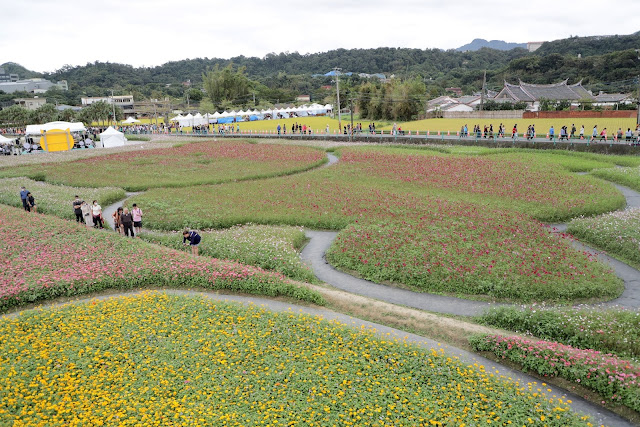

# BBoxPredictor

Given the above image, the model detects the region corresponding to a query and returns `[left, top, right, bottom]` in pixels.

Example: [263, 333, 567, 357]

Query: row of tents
[170, 104, 333, 127]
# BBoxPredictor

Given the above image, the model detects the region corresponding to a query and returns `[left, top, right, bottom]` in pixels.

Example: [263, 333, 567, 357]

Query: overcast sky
[2, 0, 640, 73]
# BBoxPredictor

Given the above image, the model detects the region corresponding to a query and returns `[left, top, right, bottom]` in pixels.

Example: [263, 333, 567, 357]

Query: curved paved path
[2, 289, 631, 427]
[301, 179, 640, 315]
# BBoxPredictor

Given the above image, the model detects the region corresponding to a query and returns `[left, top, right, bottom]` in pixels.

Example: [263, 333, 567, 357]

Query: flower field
[476, 305, 640, 359]
[0, 205, 323, 312]
[139, 224, 317, 283]
[336, 147, 624, 221]
[568, 208, 640, 268]
[326, 213, 621, 302]
[0, 141, 327, 191]
[0, 292, 591, 426]
[0, 177, 125, 220]
[470, 334, 640, 413]
[130, 146, 623, 303]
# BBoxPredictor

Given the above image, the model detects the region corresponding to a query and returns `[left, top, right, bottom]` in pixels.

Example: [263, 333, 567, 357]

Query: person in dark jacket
[120, 207, 134, 238]
[183, 230, 201, 255]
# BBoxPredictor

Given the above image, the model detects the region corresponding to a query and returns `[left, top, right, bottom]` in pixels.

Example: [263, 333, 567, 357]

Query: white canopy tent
[192, 113, 207, 126]
[99, 126, 127, 148]
[26, 121, 86, 135]
[122, 117, 140, 124]
[177, 113, 194, 127]
[0, 134, 14, 144]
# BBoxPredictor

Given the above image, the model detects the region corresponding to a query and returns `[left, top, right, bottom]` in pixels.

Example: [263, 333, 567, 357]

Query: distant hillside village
[0, 65, 637, 123]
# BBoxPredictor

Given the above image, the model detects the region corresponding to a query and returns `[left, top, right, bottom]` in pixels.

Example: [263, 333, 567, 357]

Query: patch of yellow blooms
[0, 293, 591, 426]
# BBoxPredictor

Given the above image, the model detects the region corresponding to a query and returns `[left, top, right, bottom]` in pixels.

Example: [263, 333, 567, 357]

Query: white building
[14, 97, 47, 110]
[81, 95, 134, 112]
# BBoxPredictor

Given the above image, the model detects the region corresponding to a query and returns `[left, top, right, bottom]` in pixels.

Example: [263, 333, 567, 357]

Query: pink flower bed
[471, 334, 640, 411]
[0, 205, 323, 311]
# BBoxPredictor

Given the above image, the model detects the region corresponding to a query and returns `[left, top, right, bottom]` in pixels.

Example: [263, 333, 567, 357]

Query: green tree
[0, 105, 32, 127]
[32, 103, 59, 124]
[58, 108, 77, 122]
[187, 88, 204, 102]
[202, 63, 251, 109]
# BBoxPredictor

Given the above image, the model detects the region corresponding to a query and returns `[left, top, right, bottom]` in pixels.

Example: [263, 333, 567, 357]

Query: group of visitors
[73, 195, 106, 229]
[111, 203, 143, 238]
[276, 123, 314, 135]
[19, 186, 36, 212]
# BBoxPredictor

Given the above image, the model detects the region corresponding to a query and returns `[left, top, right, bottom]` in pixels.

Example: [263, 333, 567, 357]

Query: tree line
[0, 101, 124, 127]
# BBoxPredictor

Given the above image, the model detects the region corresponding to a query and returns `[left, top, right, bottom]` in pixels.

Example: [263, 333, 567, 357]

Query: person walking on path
[549, 125, 555, 141]
[20, 186, 30, 211]
[120, 207, 134, 238]
[26, 192, 36, 213]
[80, 201, 93, 227]
[112, 207, 123, 234]
[591, 125, 598, 142]
[183, 230, 201, 255]
[91, 200, 104, 229]
[73, 195, 84, 223]
[580, 125, 585, 139]
[131, 204, 143, 236]
[570, 124, 576, 139]
[600, 128, 607, 143]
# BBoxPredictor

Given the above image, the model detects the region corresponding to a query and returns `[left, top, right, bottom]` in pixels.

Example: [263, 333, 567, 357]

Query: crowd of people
[70, 193, 201, 252]
[276, 122, 315, 135]
[453, 123, 640, 144]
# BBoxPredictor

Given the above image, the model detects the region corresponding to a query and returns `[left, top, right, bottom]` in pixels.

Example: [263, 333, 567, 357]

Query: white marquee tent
[26, 121, 86, 135]
[0, 134, 14, 144]
[99, 126, 127, 148]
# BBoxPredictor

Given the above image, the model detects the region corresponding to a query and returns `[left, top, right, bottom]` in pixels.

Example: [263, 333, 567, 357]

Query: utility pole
[479, 70, 486, 111]
[636, 75, 640, 127]
[334, 67, 342, 133]
[349, 97, 354, 141]
[111, 90, 116, 125]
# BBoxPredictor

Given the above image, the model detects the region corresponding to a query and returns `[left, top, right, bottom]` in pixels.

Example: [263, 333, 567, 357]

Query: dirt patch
[306, 284, 503, 350]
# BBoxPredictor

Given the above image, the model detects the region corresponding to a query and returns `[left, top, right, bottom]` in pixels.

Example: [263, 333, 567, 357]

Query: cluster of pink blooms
[474, 334, 640, 409]
[0, 205, 296, 309]
[339, 149, 613, 214]
[77, 140, 325, 168]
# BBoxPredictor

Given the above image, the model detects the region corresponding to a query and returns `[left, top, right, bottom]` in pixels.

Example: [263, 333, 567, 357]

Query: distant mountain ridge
[456, 39, 527, 52]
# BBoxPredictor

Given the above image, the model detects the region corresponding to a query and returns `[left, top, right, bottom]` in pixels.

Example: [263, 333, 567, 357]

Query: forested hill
[3, 31, 640, 101]
[38, 47, 526, 88]
[534, 32, 640, 57]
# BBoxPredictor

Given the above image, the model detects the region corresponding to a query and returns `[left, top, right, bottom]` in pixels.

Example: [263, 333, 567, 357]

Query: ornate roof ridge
[518, 79, 569, 88]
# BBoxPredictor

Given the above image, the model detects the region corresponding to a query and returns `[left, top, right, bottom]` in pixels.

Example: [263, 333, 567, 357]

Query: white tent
[178, 113, 194, 127]
[99, 126, 127, 148]
[0, 134, 14, 144]
[122, 117, 140, 124]
[193, 113, 207, 126]
[212, 111, 222, 118]
[26, 121, 86, 135]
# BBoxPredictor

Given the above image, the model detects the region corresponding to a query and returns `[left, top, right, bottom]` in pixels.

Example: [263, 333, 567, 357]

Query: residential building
[81, 95, 134, 111]
[494, 80, 593, 111]
[14, 97, 46, 110]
